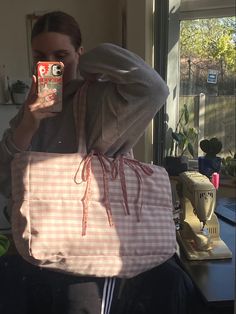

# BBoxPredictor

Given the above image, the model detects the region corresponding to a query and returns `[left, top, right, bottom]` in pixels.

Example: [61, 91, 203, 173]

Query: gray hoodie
[0, 43, 169, 198]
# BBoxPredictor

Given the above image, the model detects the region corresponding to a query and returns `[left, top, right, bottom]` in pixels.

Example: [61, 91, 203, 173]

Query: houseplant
[0, 234, 9, 257]
[165, 104, 198, 176]
[221, 150, 236, 179]
[10, 80, 29, 104]
[198, 137, 222, 178]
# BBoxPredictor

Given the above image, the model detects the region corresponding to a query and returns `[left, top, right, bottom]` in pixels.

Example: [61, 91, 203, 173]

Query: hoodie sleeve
[79, 43, 169, 156]
[0, 109, 23, 197]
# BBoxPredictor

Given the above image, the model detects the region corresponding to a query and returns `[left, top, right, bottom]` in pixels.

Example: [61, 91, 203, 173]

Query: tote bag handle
[73, 80, 90, 154]
[73, 80, 134, 158]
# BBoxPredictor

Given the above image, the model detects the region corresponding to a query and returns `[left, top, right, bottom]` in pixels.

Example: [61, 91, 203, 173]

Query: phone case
[37, 61, 64, 112]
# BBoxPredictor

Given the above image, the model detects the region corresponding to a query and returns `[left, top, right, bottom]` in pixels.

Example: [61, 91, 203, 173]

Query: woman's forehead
[32, 32, 74, 51]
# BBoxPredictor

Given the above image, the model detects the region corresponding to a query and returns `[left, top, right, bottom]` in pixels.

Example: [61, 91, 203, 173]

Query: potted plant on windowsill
[198, 137, 222, 178]
[165, 104, 198, 176]
[10, 80, 29, 105]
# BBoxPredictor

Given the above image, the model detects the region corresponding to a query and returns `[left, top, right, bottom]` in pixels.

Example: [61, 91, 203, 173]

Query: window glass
[179, 17, 236, 159]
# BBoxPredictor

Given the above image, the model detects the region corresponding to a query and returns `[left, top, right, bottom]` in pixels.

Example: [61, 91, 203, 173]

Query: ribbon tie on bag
[121, 157, 154, 221]
[74, 152, 153, 236]
[74, 151, 114, 236]
[74, 151, 94, 236]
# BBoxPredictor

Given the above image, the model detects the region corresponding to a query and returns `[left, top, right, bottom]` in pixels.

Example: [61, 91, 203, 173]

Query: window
[179, 17, 236, 158]
[153, 0, 236, 165]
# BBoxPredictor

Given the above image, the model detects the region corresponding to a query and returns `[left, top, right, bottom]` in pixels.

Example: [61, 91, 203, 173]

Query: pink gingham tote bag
[11, 82, 176, 278]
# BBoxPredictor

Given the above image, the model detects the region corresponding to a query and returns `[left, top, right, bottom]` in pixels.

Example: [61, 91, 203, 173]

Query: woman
[0, 11, 171, 314]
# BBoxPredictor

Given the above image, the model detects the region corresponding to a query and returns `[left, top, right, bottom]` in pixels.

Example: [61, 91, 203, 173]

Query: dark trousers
[116, 254, 199, 314]
[0, 254, 197, 314]
[0, 255, 120, 314]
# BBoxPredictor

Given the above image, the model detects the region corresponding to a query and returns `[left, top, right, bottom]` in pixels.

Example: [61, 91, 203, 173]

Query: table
[178, 216, 235, 307]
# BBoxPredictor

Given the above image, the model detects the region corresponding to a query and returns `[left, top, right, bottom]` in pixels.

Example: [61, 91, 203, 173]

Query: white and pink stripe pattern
[11, 150, 176, 278]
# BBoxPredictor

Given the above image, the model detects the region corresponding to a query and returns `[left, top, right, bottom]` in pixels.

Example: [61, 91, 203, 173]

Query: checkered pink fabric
[11, 82, 176, 278]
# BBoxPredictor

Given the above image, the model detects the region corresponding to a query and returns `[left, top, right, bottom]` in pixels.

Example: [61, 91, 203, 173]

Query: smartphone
[36, 61, 64, 112]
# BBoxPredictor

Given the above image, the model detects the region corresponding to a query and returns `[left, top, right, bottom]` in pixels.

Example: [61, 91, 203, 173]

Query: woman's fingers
[29, 88, 58, 112]
[38, 88, 57, 102]
[23, 76, 59, 121]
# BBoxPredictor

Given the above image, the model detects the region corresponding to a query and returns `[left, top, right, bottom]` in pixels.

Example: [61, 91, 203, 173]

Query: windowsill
[220, 176, 236, 188]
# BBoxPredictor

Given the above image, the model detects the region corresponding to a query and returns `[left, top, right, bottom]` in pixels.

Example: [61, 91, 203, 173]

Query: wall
[0, 0, 120, 83]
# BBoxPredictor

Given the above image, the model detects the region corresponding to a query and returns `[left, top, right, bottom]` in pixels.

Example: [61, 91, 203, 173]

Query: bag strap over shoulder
[73, 80, 134, 158]
[73, 80, 90, 154]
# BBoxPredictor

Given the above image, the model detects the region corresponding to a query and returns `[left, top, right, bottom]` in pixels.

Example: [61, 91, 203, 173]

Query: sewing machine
[176, 171, 232, 260]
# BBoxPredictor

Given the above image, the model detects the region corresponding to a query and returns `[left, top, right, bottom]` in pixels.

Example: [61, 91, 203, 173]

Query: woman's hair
[31, 11, 82, 50]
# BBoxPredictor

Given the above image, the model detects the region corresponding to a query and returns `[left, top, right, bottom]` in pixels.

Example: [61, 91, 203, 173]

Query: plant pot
[164, 156, 189, 176]
[222, 158, 236, 177]
[12, 92, 26, 105]
[198, 156, 221, 178]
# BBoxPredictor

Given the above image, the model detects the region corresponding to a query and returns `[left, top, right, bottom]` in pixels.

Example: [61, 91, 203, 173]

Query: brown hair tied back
[31, 11, 82, 50]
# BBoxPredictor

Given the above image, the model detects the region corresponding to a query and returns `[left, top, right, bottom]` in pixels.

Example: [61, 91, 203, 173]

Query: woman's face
[31, 32, 82, 85]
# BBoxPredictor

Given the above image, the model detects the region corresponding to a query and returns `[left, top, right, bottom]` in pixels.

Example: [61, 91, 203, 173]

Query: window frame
[153, 0, 235, 165]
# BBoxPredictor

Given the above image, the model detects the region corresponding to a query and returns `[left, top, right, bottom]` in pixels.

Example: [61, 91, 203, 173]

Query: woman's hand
[12, 75, 59, 151]
[22, 75, 58, 131]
